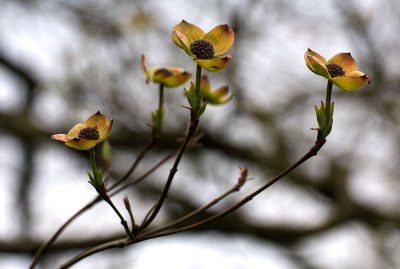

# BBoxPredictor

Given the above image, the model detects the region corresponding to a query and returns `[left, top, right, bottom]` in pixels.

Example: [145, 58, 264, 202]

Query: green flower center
[78, 127, 100, 140]
[326, 63, 345, 78]
[190, 39, 214, 59]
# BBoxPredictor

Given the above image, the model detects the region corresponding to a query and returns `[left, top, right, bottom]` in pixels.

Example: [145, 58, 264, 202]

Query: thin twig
[143, 168, 248, 236]
[138, 139, 326, 241]
[29, 147, 173, 269]
[29, 196, 101, 269]
[58, 237, 131, 269]
[139, 118, 199, 231]
[108, 137, 157, 191]
[124, 195, 136, 232]
[102, 195, 135, 240]
[58, 138, 325, 268]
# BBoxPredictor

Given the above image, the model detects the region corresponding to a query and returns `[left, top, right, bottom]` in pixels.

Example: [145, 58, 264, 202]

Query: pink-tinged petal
[328, 52, 358, 73]
[51, 134, 69, 142]
[306, 55, 332, 80]
[195, 56, 232, 72]
[332, 73, 370, 91]
[172, 20, 205, 45]
[204, 24, 234, 56]
[172, 30, 193, 57]
[141, 54, 151, 83]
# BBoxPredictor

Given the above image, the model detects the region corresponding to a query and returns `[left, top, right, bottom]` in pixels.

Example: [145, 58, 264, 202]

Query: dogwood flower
[305, 48, 370, 91]
[141, 54, 191, 88]
[172, 20, 234, 72]
[51, 111, 113, 150]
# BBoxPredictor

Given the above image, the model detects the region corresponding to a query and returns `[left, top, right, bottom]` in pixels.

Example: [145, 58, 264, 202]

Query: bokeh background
[1, 0, 400, 268]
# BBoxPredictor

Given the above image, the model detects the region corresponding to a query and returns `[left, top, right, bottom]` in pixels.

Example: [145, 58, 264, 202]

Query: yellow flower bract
[51, 111, 113, 150]
[172, 20, 235, 72]
[141, 54, 192, 88]
[305, 48, 370, 91]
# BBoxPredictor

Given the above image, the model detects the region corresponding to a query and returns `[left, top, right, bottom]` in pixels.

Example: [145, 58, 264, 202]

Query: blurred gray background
[1, 0, 399, 268]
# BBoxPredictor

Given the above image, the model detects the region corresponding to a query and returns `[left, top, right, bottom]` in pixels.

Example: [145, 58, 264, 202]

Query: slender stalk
[108, 138, 157, 191]
[325, 81, 333, 124]
[139, 118, 198, 231]
[59, 238, 132, 269]
[139, 65, 202, 231]
[90, 148, 134, 239]
[29, 196, 101, 269]
[124, 196, 136, 231]
[159, 83, 164, 119]
[195, 64, 202, 101]
[102, 196, 134, 240]
[143, 181, 242, 236]
[29, 150, 174, 269]
[58, 138, 326, 268]
[89, 148, 97, 176]
[139, 139, 326, 240]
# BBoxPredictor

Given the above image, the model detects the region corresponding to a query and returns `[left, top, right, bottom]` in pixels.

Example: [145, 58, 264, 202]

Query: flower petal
[195, 56, 232, 72]
[65, 123, 87, 139]
[159, 69, 192, 88]
[200, 75, 211, 94]
[99, 119, 113, 142]
[172, 20, 205, 46]
[305, 49, 327, 65]
[84, 111, 112, 138]
[141, 54, 151, 83]
[51, 134, 69, 142]
[306, 55, 332, 80]
[65, 138, 99, 150]
[204, 24, 234, 56]
[328, 52, 358, 73]
[332, 72, 370, 91]
[172, 30, 194, 57]
[206, 86, 232, 105]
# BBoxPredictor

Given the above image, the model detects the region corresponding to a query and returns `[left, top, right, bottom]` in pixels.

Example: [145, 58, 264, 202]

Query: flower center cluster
[326, 63, 345, 78]
[190, 39, 214, 59]
[78, 127, 100, 140]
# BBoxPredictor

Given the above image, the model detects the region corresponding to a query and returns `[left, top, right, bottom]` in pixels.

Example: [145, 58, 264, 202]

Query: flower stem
[139, 117, 198, 231]
[89, 148, 97, 176]
[158, 83, 164, 133]
[325, 81, 333, 125]
[138, 64, 203, 230]
[195, 64, 202, 101]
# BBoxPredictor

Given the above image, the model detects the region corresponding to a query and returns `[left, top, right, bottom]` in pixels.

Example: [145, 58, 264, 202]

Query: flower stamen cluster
[326, 63, 345, 78]
[78, 127, 100, 140]
[190, 39, 214, 59]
